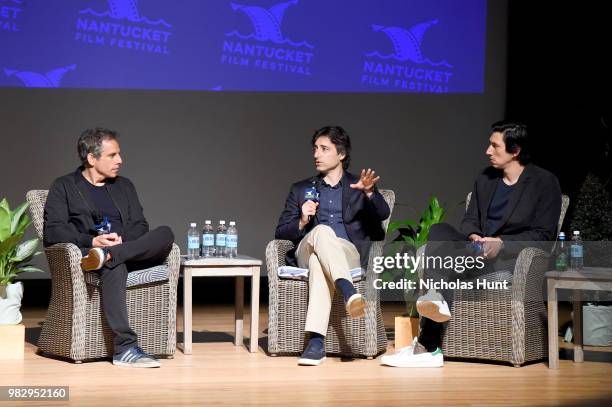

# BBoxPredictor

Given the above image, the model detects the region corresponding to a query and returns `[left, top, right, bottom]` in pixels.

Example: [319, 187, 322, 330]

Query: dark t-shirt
[79, 172, 123, 236]
[485, 179, 515, 236]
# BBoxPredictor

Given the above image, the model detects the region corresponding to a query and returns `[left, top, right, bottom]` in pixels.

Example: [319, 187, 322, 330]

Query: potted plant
[0, 199, 42, 325]
[570, 173, 612, 266]
[383, 197, 445, 348]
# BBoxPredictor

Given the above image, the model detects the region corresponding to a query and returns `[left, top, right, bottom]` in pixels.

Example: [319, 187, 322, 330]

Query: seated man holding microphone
[275, 126, 390, 366]
[44, 128, 175, 368]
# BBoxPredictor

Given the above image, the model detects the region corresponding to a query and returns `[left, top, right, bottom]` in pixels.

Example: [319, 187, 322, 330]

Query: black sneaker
[81, 248, 108, 271]
[112, 346, 161, 368]
[298, 339, 326, 366]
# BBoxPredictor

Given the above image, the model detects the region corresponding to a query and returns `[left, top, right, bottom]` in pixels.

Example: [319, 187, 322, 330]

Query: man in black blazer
[44, 128, 174, 368]
[381, 121, 562, 368]
[275, 126, 390, 366]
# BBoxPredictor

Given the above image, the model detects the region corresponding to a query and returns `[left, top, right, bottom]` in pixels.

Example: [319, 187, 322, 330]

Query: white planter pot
[0, 282, 24, 325]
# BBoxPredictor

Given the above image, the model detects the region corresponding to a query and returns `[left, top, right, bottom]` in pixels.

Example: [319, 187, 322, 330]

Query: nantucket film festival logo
[362, 19, 454, 93]
[4, 64, 76, 88]
[221, 0, 314, 76]
[0, 0, 23, 32]
[74, 0, 172, 55]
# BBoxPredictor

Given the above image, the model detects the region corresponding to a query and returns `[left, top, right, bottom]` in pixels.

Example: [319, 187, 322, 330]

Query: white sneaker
[416, 289, 451, 322]
[380, 337, 418, 365]
[380, 337, 444, 368]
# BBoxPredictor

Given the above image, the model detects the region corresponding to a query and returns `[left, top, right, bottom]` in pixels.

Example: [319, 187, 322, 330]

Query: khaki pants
[296, 225, 361, 335]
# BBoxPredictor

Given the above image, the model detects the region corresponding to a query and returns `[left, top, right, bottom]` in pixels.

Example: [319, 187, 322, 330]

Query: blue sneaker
[112, 346, 161, 368]
[298, 339, 326, 366]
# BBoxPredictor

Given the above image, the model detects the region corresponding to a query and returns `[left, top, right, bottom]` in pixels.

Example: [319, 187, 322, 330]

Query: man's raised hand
[350, 168, 381, 197]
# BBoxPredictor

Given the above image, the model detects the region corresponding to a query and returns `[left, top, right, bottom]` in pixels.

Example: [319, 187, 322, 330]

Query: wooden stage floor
[2, 304, 611, 406]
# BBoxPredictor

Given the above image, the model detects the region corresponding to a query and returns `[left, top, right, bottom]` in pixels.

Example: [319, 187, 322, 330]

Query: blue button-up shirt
[318, 179, 349, 241]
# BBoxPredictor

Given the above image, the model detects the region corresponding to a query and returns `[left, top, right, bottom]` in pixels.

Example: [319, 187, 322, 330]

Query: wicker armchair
[421, 193, 569, 366]
[267, 189, 395, 358]
[26, 190, 180, 363]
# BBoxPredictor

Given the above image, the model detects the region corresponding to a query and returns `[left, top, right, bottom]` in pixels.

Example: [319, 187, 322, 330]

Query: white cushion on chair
[278, 266, 364, 282]
[84, 265, 170, 287]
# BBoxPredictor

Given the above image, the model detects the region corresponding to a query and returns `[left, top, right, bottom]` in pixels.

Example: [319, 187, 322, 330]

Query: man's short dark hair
[491, 121, 531, 165]
[77, 128, 119, 166]
[311, 126, 352, 170]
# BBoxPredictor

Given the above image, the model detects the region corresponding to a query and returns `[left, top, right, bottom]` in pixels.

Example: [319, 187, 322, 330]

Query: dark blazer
[275, 171, 391, 268]
[43, 168, 149, 250]
[460, 164, 562, 243]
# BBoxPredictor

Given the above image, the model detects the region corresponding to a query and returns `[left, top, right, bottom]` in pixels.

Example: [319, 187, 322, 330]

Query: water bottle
[227, 221, 238, 258]
[215, 220, 227, 257]
[570, 230, 583, 270]
[201, 220, 215, 257]
[187, 222, 199, 260]
[555, 232, 568, 271]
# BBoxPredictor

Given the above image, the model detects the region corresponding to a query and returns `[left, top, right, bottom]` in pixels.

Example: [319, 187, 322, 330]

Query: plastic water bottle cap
[190, 222, 197, 227]
[205, 220, 211, 224]
[573, 230, 580, 235]
[230, 221, 236, 226]
[220, 220, 226, 225]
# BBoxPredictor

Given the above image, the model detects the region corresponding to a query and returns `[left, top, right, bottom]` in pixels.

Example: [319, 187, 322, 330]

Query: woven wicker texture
[267, 190, 395, 358]
[26, 190, 180, 362]
[432, 193, 570, 365]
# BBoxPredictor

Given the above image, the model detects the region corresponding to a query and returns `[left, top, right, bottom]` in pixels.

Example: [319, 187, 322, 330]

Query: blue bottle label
[203, 234, 214, 246]
[571, 244, 583, 258]
[227, 235, 238, 248]
[216, 234, 226, 246]
[188, 236, 199, 249]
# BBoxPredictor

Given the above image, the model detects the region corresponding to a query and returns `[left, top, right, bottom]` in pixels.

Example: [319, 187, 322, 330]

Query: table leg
[183, 266, 193, 354]
[235, 276, 244, 346]
[250, 266, 260, 353]
[573, 290, 584, 363]
[547, 278, 559, 369]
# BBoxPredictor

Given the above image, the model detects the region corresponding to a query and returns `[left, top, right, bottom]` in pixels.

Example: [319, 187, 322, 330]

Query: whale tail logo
[107, 0, 140, 21]
[79, 0, 172, 28]
[370, 19, 452, 67]
[230, 0, 298, 42]
[4, 64, 76, 88]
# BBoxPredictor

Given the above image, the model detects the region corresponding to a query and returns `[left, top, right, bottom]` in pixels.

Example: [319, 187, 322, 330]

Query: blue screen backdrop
[0, 0, 487, 93]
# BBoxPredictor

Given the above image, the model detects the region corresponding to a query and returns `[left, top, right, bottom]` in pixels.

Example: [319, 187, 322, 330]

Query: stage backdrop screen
[1, 0, 486, 93]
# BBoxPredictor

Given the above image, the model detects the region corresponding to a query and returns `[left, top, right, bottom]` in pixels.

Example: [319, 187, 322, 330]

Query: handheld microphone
[95, 216, 111, 235]
[304, 179, 320, 222]
[304, 186, 320, 203]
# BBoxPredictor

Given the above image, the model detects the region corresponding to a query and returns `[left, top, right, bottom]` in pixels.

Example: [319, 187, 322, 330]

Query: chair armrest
[265, 239, 294, 289]
[43, 243, 87, 290]
[511, 247, 550, 302]
[164, 243, 181, 289]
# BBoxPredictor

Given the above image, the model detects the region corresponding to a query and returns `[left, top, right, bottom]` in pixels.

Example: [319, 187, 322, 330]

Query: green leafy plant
[570, 174, 612, 269]
[0, 198, 43, 286]
[382, 197, 445, 317]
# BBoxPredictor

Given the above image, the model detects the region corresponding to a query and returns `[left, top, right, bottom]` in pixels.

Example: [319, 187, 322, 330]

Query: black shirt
[484, 179, 515, 237]
[79, 172, 123, 236]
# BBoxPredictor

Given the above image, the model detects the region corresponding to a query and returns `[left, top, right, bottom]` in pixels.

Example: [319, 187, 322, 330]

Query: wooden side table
[180, 255, 262, 354]
[546, 267, 612, 369]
